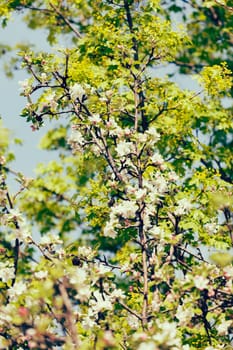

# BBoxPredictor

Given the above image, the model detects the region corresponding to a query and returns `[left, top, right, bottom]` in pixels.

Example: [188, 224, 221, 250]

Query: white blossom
[112, 200, 138, 218]
[40, 73, 48, 83]
[0, 262, 15, 283]
[0, 156, 6, 165]
[110, 288, 125, 300]
[153, 321, 180, 347]
[216, 319, 232, 335]
[70, 267, 87, 285]
[103, 222, 117, 238]
[34, 270, 48, 279]
[135, 188, 147, 201]
[70, 83, 85, 100]
[168, 171, 179, 182]
[151, 290, 160, 312]
[95, 264, 111, 276]
[120, 263, 130, 273]
[78, 246, 94, 258]
[14, 223, 32, 242]
[90, 291, 113, 312]
[193, 275, 209, 290]
[8, 280, 27, 300]
[40, 233, 62, 245]
[106, 118, 123, 137]
[137, 341, 157, 350]
[127, 186, 147, 201]
[174, 198, 193, 216]
[127, 314, 140, 329]
[204, 222, 219, 234]
[151, 152, 164, 166]
[18, 79, 31, 93]
[136, 132, 148, 143]
[68, 127, 85, 146]
[8, 208, 24, 222]
[149, 226, 164, 239]
[91, 144, 102, 156]
[81, 309, 96, 329]
[176, 304, 194, 325]
[223, 265, 233, 278]
[130, 253, 138, 262]
[124, 127, 132, 137]
[89, 114, 101, 125]
[116, 140, 134, 157]
[44, 92, 58, 110]
[82, 316, 96, 329]
[77, 285, 91, 301]
[146, 126, 160, 142]
[148, 175, 167, 196]
[133, 332, 148, 342]
[69, 266, 91, 301]
[0, 304, 14, 325]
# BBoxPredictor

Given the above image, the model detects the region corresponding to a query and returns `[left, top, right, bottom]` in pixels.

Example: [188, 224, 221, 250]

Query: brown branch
[136, 157, 148, 327]
[29, 238, 53, 262]
[4, 186, 20, 287]
[123, 0, 148, 131]
[214, 0, 233, 12]
[58, 279, 80, 348]
[177, 245, 208, 263]
[49, 2, 81, 38]
[118, 299, 142, 320]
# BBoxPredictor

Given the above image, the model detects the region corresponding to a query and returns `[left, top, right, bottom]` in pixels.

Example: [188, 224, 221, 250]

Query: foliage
[0, 1, 232, 349]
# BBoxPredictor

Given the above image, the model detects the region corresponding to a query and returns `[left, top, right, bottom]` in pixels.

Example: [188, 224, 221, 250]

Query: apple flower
[90, 291, 113, 312]
[176, 304, 194, 325]
[44, 92, 58, 110]
[151, 152, 164, 166]
[112, 200, 138, 218]
[8, 280, 27, 300]
[174, 198, 193, 216]
[34, 270, 48, 279]
[0, 262, 15, 283]
[103, 222, 117, 238]
[89, 113, 101, 125]
[116, 140, 134, 157]
[40, 233, 62, 245]
[40, 73, 48, 83]
[70, 83, 85, 100]
[18, 79, 31, 95]
[193, 275, 209, 290]
[110, 288, 125, 300]
[137, 342, 158, 350]
[78, 246, 94, 259]
[216, 318, 232, 335]
[152, 321, 180, 347]
[127, 314, 140, 329]
[146, 126, 160, 142]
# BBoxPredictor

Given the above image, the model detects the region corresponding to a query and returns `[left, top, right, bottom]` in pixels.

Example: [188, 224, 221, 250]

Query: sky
[0, 14, 61, 191]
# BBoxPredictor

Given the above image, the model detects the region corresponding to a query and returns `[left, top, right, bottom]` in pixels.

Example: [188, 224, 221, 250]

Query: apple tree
[0, 1, 232, 349]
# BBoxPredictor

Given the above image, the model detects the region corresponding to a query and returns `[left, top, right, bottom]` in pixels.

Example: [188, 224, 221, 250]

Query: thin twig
[49, 2, 81, 38]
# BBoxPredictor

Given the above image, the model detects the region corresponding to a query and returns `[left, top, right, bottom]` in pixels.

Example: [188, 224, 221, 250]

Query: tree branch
[58, 279, 80, 348]
[49, 2, 81, 38]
